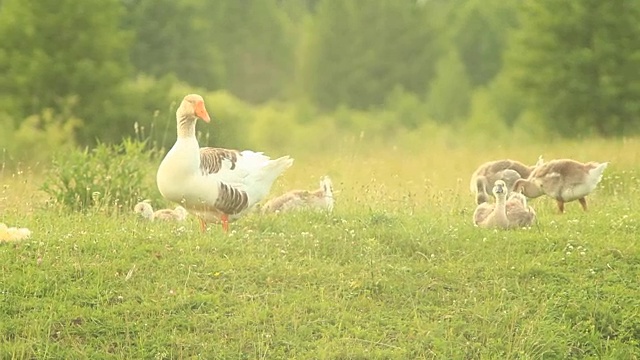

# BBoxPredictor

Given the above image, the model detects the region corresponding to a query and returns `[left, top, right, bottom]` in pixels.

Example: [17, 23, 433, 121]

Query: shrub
[41, 138, 160, 213]
[0, 103, 80, 166]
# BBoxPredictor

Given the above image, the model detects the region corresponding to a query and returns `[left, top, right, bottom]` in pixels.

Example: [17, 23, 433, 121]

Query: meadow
[1, 137, 639, 359]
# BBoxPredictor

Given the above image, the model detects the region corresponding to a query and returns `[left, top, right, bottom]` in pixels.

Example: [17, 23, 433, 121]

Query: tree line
[1, 0, 639, 149]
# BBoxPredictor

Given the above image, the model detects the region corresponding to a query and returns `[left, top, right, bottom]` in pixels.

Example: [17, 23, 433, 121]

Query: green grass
[1, 139, 640, 359]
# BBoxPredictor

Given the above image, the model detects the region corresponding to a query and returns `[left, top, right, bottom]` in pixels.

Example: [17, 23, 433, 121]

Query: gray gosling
[513, 159, 608, 213]
[261, 176, 334, 214]
[473, 180, 510, 229]
[470, 157, 544, 205]
[134, 200, 188, 221]
[505, 192, 536, 228]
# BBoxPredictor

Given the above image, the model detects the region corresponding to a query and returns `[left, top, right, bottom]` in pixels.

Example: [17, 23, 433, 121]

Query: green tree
[278, 0, 321, 18]
[305, 0, 442, 111]
[209, 0, 295, 103]
[125, 0, 294, 104]
[122, 0, 225, 91]
[426, 51, 472, 123]
[506, 0, 640, 137]
[448, 0, 518, 87]
[0, 0, 138, 143]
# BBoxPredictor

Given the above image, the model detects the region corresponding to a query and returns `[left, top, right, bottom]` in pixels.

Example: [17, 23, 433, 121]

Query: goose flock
[471, 157, 608, 230]
[0, 94, 613, 245]
[146, 93, 608, 233]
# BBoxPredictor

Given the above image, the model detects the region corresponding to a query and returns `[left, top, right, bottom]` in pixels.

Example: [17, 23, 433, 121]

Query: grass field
[1, 138, 639, 359]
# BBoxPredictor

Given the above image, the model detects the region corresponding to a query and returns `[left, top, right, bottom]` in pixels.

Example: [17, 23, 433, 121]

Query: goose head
[177, 94, 211, 123]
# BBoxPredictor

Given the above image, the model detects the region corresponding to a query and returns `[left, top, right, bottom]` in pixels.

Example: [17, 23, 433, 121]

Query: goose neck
[177, 114, 196, 139]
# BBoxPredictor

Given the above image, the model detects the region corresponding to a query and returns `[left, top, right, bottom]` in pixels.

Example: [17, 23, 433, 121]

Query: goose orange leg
[556, 200, 565, 213]
[578, 197, 588, 211]
[198, 217, 207, 233]
[221, 214, 229, 233]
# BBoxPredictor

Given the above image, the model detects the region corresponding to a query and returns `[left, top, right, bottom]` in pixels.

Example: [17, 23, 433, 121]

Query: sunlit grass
[1, 138, 639, 359]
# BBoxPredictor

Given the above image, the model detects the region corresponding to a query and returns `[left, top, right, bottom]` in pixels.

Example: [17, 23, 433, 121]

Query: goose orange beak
[194, 100, 211, 122]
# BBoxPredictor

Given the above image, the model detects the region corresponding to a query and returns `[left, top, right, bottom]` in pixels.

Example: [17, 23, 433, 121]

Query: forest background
[2, 0, 639, 164]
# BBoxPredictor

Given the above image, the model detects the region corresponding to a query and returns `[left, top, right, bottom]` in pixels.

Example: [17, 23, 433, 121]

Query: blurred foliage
[121, 0, 225, 92]
[305, 0, 442, 110]
[41, 138, 160, 213]
[0, 0, 132, 143]
[448, 0, 519, 88]
[426, 50, 472, 124]
[505, 0, 640, 137]
[0, 101, 80, 165]
[1, 0, 639, 167]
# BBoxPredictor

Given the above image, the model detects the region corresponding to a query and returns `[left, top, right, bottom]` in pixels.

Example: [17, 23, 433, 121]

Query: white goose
[156, 94, 294, 232]
[261, 176, 335, 214]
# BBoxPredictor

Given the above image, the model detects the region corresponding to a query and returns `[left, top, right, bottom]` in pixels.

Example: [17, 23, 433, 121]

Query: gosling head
[134, 201, 154, 220]
[173, 206, 188, 221]
[492, 180, 507, 199]
[512, 179, 526, 194]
